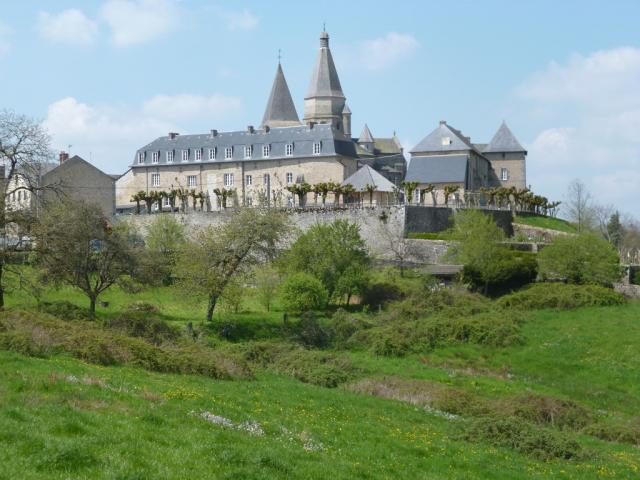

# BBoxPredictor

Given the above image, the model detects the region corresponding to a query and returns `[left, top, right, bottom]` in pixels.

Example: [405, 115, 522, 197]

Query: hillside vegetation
[514, 214, 577, 234]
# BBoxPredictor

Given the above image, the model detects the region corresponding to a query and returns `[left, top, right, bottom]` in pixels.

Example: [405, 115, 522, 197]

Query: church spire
[261, 62, 300, 129]
[303, 31, 346, 131]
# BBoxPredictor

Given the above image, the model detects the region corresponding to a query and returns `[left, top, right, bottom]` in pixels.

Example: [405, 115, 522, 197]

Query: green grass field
[513, 214, 577, 234]
[1, 277, 639, 479]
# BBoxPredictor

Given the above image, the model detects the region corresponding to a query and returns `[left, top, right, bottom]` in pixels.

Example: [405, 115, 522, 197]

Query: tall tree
[565, 179, 594, 232]
[175, 208, 289, 322]
[34, 201, 137, 318]
[0, 110, 53, 308]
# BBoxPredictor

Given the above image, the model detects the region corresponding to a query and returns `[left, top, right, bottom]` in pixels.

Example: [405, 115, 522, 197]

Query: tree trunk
[0, 262, 4, 309]
[206, 294, 217, 322]
[89, 295, 97, 319]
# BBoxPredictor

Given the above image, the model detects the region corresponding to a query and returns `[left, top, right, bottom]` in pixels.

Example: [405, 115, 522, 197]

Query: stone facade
[484, 151, 527, 189]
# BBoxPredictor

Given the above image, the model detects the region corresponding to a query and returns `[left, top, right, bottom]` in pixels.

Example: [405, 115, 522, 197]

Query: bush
[328, 309, 371, 348]
[0, 310, 251, 380]
[125, 301, 159, 313]
[38, 301, 87, 321]
[498, 283, 625, 310]
[291, 312, 331, 348]
[105, 312, 180, 345]
[117, 275, 145, 294]
[280, 272, 328, 312]
[538, 233, 621, 286]
[497, 393, 592, 430]
[462, 250, 538, 296]
[463, 416, 584, 460]
[583, 417, 640, 445]
[361, 281, 404, 308]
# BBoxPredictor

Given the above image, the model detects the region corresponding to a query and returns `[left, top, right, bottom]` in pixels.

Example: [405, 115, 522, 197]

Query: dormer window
[152, 151, 159, 163]
[181, 149, 189, 162]
[285, 143, 293, 156]
[209, 148, 216, 160]
[262, 144, 270, 157]
[166, 150, 174, 163]
[195, 148, 202, 161]
[225, 147, 233, 160]
[313, 142, 321, 155]
[441, 137, 452, 146]
[137, 152, 145, 164]
[244, 145, 253, 159]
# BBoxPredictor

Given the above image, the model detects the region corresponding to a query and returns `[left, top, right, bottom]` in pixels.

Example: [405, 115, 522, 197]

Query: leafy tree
[334, 264, 369, 305]
[254, 263, 281, 312]
[34, 201, 137, 318]
[283, 219, 369, 300]
[606, 211, 624, 248]
[145, 214, 186, 254]
[175, 208, 289, 321]
[537, 233, 621, 286]
[219, 277, 244, 314]
[279, 272, 328, 312]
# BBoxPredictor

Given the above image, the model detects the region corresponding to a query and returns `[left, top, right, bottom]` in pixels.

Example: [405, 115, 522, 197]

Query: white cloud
[517, 47, 640, 217]
[42, 94, 243, 172]
[219, 8, 258, 31]
[338, 33, 420, 72]
[37, 9, 98, 46]
[100, 0, 179, 47]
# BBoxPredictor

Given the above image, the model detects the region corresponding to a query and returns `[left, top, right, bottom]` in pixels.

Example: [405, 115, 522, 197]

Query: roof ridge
[484, 121, 526, 153]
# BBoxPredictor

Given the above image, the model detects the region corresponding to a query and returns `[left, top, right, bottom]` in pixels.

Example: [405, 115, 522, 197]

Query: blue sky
[1, 0, 639, 217]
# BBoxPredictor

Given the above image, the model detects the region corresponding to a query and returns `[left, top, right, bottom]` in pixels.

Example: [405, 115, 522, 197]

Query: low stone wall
[512, 223, 570, 243]
[404, 239, 452, 264]
[614, 283, 640, 299]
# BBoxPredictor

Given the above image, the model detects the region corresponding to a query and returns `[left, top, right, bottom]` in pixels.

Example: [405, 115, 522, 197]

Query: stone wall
[405, 206, 514, 236]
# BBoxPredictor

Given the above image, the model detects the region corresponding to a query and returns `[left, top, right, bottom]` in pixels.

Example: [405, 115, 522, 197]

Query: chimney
[264, 125, 270, 133]
[210, 129, 218, 137]
[247, 125, 255, 134]
[59, 151, 69, 164]
[169, 132, 179, 139]
[307, 121, 315, 130]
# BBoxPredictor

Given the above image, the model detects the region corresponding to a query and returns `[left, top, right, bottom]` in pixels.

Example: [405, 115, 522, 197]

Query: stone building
[405, 120, 527, 205]
[41, 153, 117, 216]
[116, 31, 404, 211]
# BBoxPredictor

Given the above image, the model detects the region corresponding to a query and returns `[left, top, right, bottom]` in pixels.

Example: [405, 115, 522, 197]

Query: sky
[0, 0, 639, 217]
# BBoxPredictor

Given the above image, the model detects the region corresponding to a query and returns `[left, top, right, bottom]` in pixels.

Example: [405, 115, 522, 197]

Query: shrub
[361, 281, 404, 308]
[537, 233, 622, 286]
[291, 312, 331, 348]
[280, 272, 328, 312]
[328, 309, 371, 348]
[125, 301, 159, 313]
[497, 393, 592, 430]
[463, 416, 584, 460]
[117, 275, 145, 294]
[37, 301, 87, 321]
[462, 250, 538, 296]
[498, 283, 625, 310]
[105, 312, 180, 345]
[583, 417, 640, 445]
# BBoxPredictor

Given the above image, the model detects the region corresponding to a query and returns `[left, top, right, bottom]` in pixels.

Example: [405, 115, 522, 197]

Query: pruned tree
[0, 110, 55, 308]
[175, 208, 290, 321]
[34, 201, 137, 318]
[402, 181, 419, 204]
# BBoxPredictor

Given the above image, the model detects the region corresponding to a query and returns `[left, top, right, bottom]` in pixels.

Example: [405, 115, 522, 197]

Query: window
[152, 151, 159, 163]
[286, 172, 293, 184]
[262, 144, 270, 157]
[224, 173, 234, 187]
[313, 142, 321, 155]
[244, 145, 253, 159]
[285, 143, 293, 156]
[151, 173, 160, 187]
[163, 196, 170, 207]
[263, 173, 270, 186]
[209, 148, 216, 160]
[195, 148, 202, 161]
[245, 174, 252, 186]
[167, 150, 174, 163]
[187, 175, 197, 187]
[441, 137, 451, 146]
[501, 168, 509, 181]
[138, 152, 145, 164]
[181, 149, 189, 162]
[225, 147, 233, 160]
[17, 191, 21, 201]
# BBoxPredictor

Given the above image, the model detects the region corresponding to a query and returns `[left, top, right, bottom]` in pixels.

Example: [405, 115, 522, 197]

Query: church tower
[303, 31, 347, 134]
[261, 62, 301, 128]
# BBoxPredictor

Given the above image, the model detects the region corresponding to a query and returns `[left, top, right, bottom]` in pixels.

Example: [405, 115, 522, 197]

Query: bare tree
[0, 110, 54, 308]
[565, 179, 594, 233]
[592, 203, 615, 241]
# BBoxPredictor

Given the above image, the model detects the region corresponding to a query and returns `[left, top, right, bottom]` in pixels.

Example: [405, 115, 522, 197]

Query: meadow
[1, 273, 639, 479]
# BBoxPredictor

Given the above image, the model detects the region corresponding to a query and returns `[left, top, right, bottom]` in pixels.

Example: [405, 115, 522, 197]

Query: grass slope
[514, 214, 577, 234]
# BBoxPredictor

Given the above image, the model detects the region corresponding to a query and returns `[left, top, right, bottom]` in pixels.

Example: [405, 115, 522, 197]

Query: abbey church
[115, 31, 526, 210]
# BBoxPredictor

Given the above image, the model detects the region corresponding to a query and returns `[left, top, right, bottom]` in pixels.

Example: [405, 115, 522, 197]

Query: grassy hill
[513, 214, 577, 234]
[1, 279, 639, 479]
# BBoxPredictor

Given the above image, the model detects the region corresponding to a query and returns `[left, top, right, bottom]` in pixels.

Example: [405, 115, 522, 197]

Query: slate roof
[261, 63, 301, 128]
[305, 32, 345, 99]
[483, 121, 526, 153]
[410, 122, 475, 154]
[133, 124, 357, 167]
[342, 164, 396, 192]
[43, 155, 114, 181]
[358, 124, 374, 143]
[342, 103, 351, 114]
[404, 154, 469, 185]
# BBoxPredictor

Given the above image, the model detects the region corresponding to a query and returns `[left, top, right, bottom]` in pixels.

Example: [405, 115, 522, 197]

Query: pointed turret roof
[305, 31, 345, 99]
[342, 103, 351, 114]
[261, 63, 300, 128]
[358, 124, 374, 144]
[484, 121, 526, 153]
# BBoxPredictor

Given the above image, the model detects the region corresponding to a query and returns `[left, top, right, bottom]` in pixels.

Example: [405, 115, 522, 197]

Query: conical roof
[484, 121, 526, 153]
[358, 124, 374, 143]
[342, 103, 351, 114]
[342, 164, 395, 192]
[261, 63, 300, 128]
[305, 32, 345, 99]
